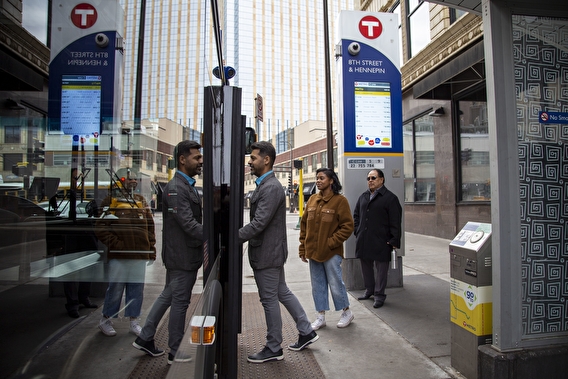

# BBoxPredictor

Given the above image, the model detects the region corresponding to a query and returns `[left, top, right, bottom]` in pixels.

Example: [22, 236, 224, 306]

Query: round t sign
[358, 15, 382, 39]
[71, 3, 98, 29]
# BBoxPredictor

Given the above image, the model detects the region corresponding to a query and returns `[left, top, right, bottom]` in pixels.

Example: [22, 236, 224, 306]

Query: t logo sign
[358, 15, 382, 40]
[71, 3, 98, 29]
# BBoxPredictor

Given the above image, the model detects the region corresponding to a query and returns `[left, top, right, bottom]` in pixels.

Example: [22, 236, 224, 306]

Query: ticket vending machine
[336, 11, 404, 288]
[449, 222, 493, 379]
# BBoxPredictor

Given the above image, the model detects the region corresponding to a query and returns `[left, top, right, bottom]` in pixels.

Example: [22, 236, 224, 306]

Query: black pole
[132, 0, 146, 172]
[134, 0, 145, 131]
[323, 0, 334, 169]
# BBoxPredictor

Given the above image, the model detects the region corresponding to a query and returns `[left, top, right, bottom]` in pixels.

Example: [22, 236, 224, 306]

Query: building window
[146, 150, 154, 171]
[312, 154, 317, 171]
[156, 153, 163, 172]
[321, 151, 327, 168]
[4, 126, 20, 143]
[407, 0, 431, 58]
[449, 7, 467, 24]
[403, 113, 435, 202]
[458, 99, 490, 201]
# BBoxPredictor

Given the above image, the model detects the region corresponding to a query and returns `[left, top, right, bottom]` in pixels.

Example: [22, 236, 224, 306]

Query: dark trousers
[360, 259, 389, 303]
[64, 282, 91, 310]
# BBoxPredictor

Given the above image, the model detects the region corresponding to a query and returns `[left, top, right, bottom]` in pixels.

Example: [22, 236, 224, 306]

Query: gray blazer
[162, 171, 204, 271]
[239, 172, 288, 270]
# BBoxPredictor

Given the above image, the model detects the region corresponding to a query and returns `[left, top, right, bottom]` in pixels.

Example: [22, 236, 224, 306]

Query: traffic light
[293, 159, 303, 169]
[288, 174, 293, 193]
[32, 139, 45, 164]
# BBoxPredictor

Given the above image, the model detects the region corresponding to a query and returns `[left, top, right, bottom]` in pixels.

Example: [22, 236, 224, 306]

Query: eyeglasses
[367, 176, 378, 181]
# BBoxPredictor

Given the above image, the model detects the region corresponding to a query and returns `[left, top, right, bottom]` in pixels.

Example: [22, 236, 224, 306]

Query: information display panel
[61, 75, 101, 135]
[354, 81, 392, 148]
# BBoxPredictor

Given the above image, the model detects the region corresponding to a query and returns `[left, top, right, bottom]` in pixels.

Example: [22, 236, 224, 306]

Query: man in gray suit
[239, 141, 318, 363]
[133, 140, 204, 365]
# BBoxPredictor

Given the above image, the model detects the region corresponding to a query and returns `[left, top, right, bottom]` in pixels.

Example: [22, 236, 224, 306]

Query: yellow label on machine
[450, 278, 492, 336]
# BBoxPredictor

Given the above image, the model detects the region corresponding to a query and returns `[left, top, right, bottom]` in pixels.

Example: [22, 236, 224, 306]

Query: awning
[413, 40, 485, 100]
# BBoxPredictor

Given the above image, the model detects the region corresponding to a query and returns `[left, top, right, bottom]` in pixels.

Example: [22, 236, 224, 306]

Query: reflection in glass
[403, 114, 435, 202]
[458, 100, 490, 201]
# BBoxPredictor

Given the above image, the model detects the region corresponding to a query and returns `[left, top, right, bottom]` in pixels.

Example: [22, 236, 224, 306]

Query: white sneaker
[311, 313, 326, 330]
[99, 317, 117, 336]
[130, 319, 142, 336]
[337, 309, 354, 328]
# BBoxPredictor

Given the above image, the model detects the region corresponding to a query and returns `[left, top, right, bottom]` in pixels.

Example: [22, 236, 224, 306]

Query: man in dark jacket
[133, 140, 203, 365]
[353, 169, 402, 309]
[239, 141, 318, 363]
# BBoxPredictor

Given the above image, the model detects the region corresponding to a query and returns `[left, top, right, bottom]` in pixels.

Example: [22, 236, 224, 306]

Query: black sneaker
[168, 352, 192, 365]
[247, 346, 284, 363]
[132, 337, 165, 357]
[288, 330, 319, 351]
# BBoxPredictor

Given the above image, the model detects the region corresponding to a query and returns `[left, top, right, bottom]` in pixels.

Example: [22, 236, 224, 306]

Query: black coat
[353, 186, 402, 262]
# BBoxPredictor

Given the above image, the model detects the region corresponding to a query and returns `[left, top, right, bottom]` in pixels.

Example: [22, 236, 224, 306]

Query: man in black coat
[353, 169, 402, 309]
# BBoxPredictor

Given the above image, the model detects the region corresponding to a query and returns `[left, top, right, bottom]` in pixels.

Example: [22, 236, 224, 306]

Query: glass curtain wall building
[120, 0, 354, 142]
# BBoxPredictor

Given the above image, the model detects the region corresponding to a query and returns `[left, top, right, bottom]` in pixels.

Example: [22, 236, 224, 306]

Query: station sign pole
[336, 11, 404, 289]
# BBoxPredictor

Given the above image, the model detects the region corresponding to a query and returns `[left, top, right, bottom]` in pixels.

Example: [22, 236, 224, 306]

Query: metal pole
[134, 0, 145, 132]
[323, 0, 334, 169]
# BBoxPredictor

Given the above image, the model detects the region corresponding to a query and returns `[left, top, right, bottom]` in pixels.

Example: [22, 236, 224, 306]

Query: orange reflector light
[190, 315, 216, 345]
[202, 317, 216, 345]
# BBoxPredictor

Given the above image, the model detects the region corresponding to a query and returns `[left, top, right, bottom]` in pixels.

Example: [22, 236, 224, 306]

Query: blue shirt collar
[178, 170, 196, 186]
[255, 170, 273, 186]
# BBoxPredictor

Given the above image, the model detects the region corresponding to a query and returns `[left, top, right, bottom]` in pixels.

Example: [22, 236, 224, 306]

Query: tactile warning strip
[129, 293, 325, 379]
[128, 295, 200, 379]
[239, 292, 325, 379]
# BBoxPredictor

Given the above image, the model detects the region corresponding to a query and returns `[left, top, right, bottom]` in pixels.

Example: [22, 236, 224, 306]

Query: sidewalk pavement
[239, 213, 465, 379]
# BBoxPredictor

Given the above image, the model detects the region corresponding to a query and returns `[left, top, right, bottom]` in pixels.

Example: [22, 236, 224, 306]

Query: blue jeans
[102, 259, 147, 318]
[139, 269, 198, 355]
[309, 254, 350, 312]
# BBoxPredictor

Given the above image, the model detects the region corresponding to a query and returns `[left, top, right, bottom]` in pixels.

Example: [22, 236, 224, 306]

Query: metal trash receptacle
[449, 222, 492, 379]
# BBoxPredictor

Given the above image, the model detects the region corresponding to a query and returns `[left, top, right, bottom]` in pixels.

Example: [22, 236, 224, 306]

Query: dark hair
[251, 141, 276, 168]
[316, 168, 342, 194]
[175, 140, 201, 168]
[369, 168, 385, 183]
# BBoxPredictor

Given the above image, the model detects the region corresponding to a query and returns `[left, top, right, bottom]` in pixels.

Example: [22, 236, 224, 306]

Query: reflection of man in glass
[96, 168, 156, 336]
[133, 140, 203, 364]
[61, 168, 98, 318]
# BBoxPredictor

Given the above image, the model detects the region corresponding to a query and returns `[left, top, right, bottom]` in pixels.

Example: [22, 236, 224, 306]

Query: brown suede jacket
[299, 191, 354, 262]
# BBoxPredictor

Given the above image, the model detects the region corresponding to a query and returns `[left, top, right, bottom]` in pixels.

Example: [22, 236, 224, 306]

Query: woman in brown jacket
[299, 168, 354, 330]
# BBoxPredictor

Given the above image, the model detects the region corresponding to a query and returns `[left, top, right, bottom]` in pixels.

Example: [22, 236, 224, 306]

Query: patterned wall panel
[514, 15, 568, 337]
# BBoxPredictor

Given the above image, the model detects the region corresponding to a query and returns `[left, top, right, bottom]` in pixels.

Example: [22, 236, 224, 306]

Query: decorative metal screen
[514, 15, 568, 337]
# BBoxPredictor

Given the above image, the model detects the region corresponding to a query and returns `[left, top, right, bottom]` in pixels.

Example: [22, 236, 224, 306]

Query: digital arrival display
[61, 75, 102, 135]
[354, 81, 392, 148]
